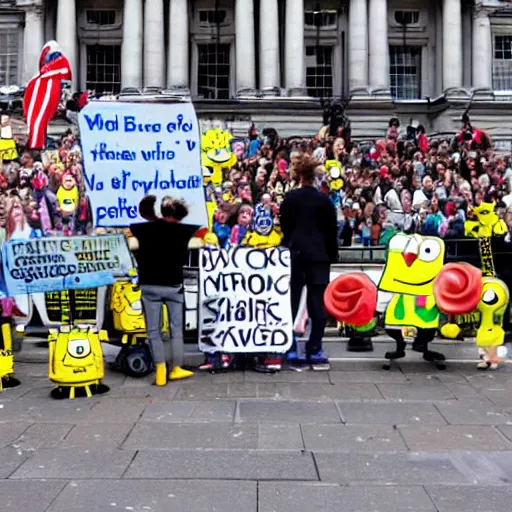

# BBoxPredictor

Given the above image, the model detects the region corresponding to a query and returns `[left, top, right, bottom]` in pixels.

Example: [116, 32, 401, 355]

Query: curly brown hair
[293, 153, 320, 184]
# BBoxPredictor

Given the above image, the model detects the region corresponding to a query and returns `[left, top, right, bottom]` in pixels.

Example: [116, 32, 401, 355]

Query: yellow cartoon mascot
[325, 160, 344, 191]
[464, 202, 508, 238]
[48, 324, 109, 399]
[201, 128, 237, 187]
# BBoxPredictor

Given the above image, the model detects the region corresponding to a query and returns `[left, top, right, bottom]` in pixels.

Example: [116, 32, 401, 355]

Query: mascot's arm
[433, 263, 483, 315]
[324, 273, 378, 327]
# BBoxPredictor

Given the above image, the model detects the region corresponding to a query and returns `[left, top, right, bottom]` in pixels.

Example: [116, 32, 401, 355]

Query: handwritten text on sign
[199, 247, 293, 353]
[78, 102, 207, 227]
[2, 235, 134, 296]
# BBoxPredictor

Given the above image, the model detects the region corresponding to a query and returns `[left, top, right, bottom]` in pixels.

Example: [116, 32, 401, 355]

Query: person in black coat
[280, 154, 338, 366]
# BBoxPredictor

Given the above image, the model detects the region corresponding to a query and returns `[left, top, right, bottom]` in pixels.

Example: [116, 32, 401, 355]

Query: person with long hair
[130, 196, 199, 386]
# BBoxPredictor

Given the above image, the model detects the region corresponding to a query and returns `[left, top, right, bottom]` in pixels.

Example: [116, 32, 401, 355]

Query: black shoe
[346, 337, 374, 352]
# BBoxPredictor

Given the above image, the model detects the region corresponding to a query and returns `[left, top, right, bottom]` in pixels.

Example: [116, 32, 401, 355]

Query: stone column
[285, 0, 306, 95]
[235, 0, 256, 95]
[56, 0, 78, 89]
[23, 7, 45, 84]
[349, 0, 369, 94]
[259, 0, 280, 94]
[442, 0, 463, 91]
[144, 0, 165, 89]
[368, 0, 390, 95]
[121, 0, 143, 89]
[168, 0, 189, 90]
[472, 9, 492, 93]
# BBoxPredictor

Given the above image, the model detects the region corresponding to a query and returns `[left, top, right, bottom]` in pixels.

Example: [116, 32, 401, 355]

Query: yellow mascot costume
[48, 324, 109, 399]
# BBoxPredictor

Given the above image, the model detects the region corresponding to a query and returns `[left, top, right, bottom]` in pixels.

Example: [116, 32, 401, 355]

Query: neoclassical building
[3, 0, 512, 138]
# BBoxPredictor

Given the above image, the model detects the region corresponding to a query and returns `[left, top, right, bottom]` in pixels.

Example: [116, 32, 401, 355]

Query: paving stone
[47, 479, 257, 512]
[0, 447, 28, 478]
[124, 422, 259, 450]
[480, 388, 512, 408]
[377, 382, 455, 401]
[329, 370, 407, 384]
[175, 383, 229, 400]
[125, 450, 318, 480]
[301, 424, 408, 452]
[399, 425, 512, 451]
[426, 485, 512, 512]
[258, 423, 304, 450]
[10, 448, 135, 479]
[0, 422, 32, 448]
[244, 371, 330, 383]
[435, 399, 512, 425]
[259, 482, 437, 512]
[498, 425, 512, 442]
[239, 400, 342, 423]
[85, 398, 149, 423]
[10, 423, 72, 452]
[61, 423, 135, 448]
[485, 451, 512, 480]
[256, 383, 383, 402]
[315, 452, 471, 484]
[0, 480, 67, 512]
[465, 372, 512, 390]
[140, 401, 236, 422]
[339, 402, 447, 425]
[108, 382, 179, 400]
[0, 399, 95, 423]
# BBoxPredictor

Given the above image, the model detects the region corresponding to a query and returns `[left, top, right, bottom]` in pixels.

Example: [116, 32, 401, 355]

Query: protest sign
[2, 235, 135, 296]
[78, 101, 207, 227]
[198, 247, 293, 353]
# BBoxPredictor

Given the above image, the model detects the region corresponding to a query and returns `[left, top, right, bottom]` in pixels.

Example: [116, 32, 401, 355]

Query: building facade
[3, 0, 512, 138]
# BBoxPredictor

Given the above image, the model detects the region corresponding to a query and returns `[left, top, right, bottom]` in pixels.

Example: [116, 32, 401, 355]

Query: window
[198, 9, 228, 26]
[304, 9, 338, 29]
[389, 46, 421, 100]
[394, 10, 420, 25]
[493, 35, 512, 91]
[306, 46, 333, 98]
[0, 29, 19, 86]
[197, 44, 230, 99]
[86, 10, 117, 26]
[86, 45, 121, 95]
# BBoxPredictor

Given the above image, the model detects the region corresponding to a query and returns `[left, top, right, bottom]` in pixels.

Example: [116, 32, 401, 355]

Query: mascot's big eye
[67, 338, 91, 359]
[418, 240, 441, 262]
[388, 234, 409, 252]
[482, 289, 498, 305]
[330, 168, 341, 179]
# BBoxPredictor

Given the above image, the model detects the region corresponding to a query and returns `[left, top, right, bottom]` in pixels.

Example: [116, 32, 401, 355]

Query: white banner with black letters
[198, 247, 293, 354]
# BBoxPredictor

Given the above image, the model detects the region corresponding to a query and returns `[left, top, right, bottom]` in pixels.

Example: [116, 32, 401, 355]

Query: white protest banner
[78, 101, 207, 227]
[198, 247, 293, 353]
[2, 235, 135, 296]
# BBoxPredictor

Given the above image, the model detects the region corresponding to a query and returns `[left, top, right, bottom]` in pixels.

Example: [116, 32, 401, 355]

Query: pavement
[2, 337, 512, 511]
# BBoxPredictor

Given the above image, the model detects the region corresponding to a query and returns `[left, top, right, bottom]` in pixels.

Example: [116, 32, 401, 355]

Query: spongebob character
[378, 233, 447, 365]
[325, 160, 344, 191]
[475, 277, 510, 370]
[48, 325, 109, 399]
[201, 128, 237, 187]
[464, 201, 508, 238]
[0, 320, 20, 391]
[243, 202, 283, 248]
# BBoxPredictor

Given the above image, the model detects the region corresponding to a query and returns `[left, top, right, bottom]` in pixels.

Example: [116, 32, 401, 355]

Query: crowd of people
[204, 112, 512, 250]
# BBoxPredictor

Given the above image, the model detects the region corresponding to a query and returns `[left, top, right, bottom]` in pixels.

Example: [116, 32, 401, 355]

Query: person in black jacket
[280, 154, 338, 367]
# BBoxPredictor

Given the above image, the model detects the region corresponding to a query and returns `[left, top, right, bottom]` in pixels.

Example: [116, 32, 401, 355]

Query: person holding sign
[280, 154, 338, 370]
[130, 196, 199, 386]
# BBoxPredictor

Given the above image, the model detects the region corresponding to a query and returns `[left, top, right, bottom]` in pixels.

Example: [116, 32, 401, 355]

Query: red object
[402, 252, 417, 267]
[324, 273, 378, 326]
[434, 263, 483, 315]
[78, 91, 89, 110]
[23, 41, 72, 149]
[417, 133, 430, 154]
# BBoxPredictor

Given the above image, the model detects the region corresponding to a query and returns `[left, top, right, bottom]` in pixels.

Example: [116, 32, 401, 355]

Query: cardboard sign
[198, 247, 293, 353]
[79, 101, 207, 227]
[2, 235, 134, 296]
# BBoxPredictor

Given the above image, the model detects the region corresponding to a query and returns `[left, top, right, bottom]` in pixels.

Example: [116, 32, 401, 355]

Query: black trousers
[290, 257, 330, 356]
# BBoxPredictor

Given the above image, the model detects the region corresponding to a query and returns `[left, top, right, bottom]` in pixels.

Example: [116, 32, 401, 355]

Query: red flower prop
[324, 273, 377, 326]
[434, 263, 483, 315]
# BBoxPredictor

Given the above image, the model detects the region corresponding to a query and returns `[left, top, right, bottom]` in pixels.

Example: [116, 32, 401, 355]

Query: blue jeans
[140, 285, 184, 366]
